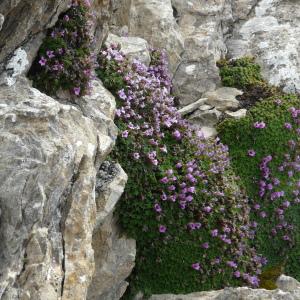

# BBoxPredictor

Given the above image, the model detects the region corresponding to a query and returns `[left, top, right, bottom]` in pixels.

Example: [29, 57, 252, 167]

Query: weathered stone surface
[189, 108, 222, 128]
[75, 79, 118, 139]
[0, 47, 29, 86]
[171, 0, 230, 105]
[110, 0, 184, 73]
[178, 98, 207, 116]
[277, 275, 300, 293]
[225, 109, 247, 119]
[0, 0, 69, 69]
[149, 275, 300, 299]
[200, 126, 218, 140]
[0, 77, 134, 300]
[204, 87, 242, 111]
[106, 33, 151, 66]
[226, 0, 300, 94]
[87, 161, 135, 300]
[0, 0, 113, 79]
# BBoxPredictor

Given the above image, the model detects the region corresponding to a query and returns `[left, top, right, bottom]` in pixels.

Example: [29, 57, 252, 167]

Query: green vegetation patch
[97, 47, 265, 298]
[28, 0, 93, 96]
[218, 90, 300, 282]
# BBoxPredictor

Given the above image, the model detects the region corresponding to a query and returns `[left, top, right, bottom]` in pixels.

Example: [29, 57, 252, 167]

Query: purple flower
[233, 270, 241, 278]
[172, 130, 182, 140]
[46, 50, 55, 58]
[254, 121, 266, 129]
[161, 193, 167, 201]
[118, 89, 127, 100]
[187, 186, 196, 193]
[39, 56, 47, 66]
[159, 225, 167, 233]
[260, 211, 267, 218]
[154, 203, 162, 213]
[201, 242, 209, 249]
[73, 87, 81, 96]
[284, 122, 292, 130]
[248, 149, 256, 157]
[192, 262, 201, 271]
[63, 15, 70, 22]
[203, 206, 212, 213]
[227, 261, 237, 268]
[211, 229, 218, 237]
[122, 130, 129, 138]
[160, 177, 169, 184]
[176, 162, 183, 169]
[133, 152, 140, 160]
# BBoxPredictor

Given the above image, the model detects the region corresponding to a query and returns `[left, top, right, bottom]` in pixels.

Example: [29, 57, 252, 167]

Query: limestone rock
[178, 98, 207, 116]
[204, 87, 242, 111]
[0, 14, 4, 32]
[0, 48, 29, 86]
[225, 109, 247, 119]
[149, 278, 300, 299]
[110, 0, 184, 73]
[0, 78, 135, 300]
[76, 79, 118, 139]
[0, 0, 112, 79]
[106, 33, 151, 66]
[87, 161, 135, 300]
[200, 127, 218, 140]
[276, 275, 300, 292]
[171, 0, 230, 105]
[0, 0, 69, 69]
[226, 0, 300, 94]
[189, 108, 221, 128]
[199, 105, 213, 111]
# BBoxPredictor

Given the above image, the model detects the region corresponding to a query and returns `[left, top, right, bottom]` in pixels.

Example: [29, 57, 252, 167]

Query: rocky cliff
[0, 0, 300, 299]
[0, 1, 135, 299]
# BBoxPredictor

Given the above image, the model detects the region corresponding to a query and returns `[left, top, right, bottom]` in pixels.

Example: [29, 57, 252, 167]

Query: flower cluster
[29, 0, 94, 96]
[253, 107, 300, 244]
[219, 93, 300, 284]
[98, 45, 264, 295]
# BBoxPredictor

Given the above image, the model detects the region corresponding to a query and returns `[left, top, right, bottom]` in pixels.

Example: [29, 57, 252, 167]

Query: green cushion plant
[97, 46, 265, 298]
[28, 0, 93, 96]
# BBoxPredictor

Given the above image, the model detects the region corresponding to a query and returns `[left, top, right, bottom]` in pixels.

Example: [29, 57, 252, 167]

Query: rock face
[0, 76, 135, 299]
[0, 0, 113, 76]
[110, 0, 184, 73]
[148, 275, 300, 300]
[110, 0, 300, 104]
[105, 33, 151, 66]
[226, 0, 300, 94]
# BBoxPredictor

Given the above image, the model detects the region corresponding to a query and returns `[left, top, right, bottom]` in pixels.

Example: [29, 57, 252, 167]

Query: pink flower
[172, 130, 182, 140]
[248, 149, 256, 157]
[154, 203, 162, 213]
[211, 229, 218, 237]
[253, 121, 266, 129]
[39, 56, 47, 66]
[234, 271, 241, 278]
[46, 50, 55, 58]
[133, 152, 140, 160]
[284, 122, 292, 130]
[73, 87, 81, 96]
[122, 130, 129, 138]
[202, 242, 209, 249]
[159, 225, 167, 233]
[192, 262, 201, 271]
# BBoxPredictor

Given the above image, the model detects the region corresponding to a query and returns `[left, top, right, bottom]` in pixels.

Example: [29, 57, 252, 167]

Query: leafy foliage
[97, 46, 265, 298]
[218, 57, 280, 109]
[28, 0, 94, 96]
[217, 57, 263, 89]
[218, 90, 300, 282]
